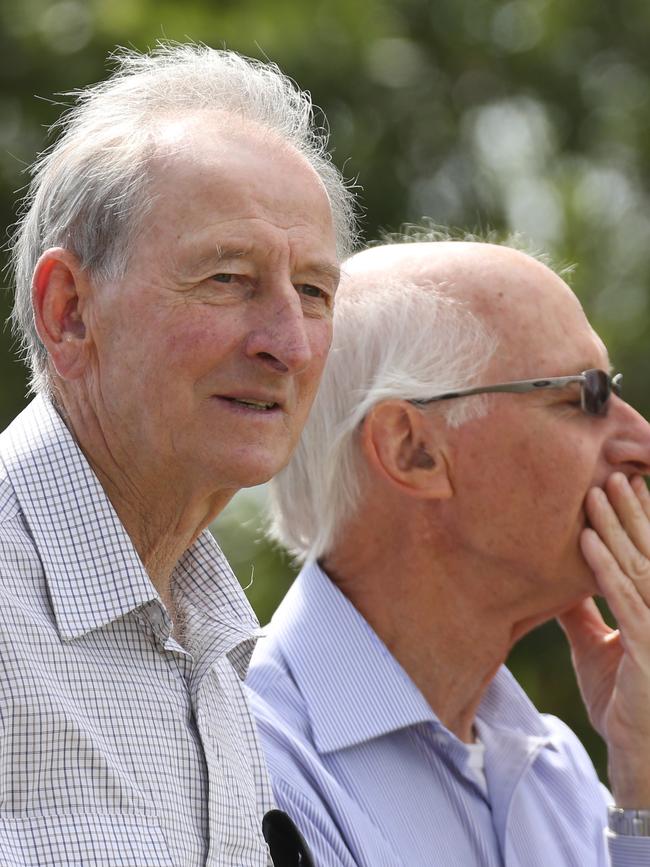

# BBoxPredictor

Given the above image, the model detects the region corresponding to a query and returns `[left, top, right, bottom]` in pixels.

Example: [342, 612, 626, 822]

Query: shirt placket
[193, 656, 269, 867]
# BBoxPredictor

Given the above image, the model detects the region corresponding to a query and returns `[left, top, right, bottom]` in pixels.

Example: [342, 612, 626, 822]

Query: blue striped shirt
[247, 562, 650, 867]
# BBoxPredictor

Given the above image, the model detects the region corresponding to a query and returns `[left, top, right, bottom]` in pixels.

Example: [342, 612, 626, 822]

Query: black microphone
[262, 809, 316, 867]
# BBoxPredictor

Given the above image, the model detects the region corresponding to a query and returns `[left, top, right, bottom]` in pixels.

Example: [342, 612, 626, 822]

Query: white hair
[268, 274, 498, 563]
[9, 42, 357, 394]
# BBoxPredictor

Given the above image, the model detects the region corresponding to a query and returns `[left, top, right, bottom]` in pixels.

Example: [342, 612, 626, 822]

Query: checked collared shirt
[0, 395, 273, 866]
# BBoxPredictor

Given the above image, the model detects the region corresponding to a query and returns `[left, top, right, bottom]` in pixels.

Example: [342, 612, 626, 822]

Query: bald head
[344, 240, 567, 305]
[270, 238, 616, 565]
[343, 241, 597, 377]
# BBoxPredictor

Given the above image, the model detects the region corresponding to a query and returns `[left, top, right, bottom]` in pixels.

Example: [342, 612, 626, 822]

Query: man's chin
[225, 449, 293, 491]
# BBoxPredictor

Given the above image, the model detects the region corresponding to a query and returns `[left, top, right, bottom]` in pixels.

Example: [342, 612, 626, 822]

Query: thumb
[557, 597, 613, 659]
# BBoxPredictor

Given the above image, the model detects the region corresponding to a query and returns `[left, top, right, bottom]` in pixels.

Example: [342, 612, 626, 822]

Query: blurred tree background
[2, 0, 649, 782]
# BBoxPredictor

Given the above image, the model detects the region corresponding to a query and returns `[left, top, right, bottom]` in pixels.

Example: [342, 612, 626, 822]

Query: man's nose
[605, 398, 650, 475]
[245, 287, 317, 375]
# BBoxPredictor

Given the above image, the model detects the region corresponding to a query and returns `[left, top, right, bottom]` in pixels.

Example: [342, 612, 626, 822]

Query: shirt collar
[0, 395, 259, 660]
[0, 396, 156, 640]
[270, 561, 434, 753]
[173, 531, 261, 678]
[271, 561, 556, 754]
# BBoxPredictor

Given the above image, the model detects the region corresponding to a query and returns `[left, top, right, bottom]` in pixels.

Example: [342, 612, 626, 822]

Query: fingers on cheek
[631, 475, 650, 518]
[580, 526, 612, 577]
[585, 487, 617, 537]
[580, 528, 629, 633]
[605, 473, 634, 515]
[605, 475, 650, 551]
[580, 526, 627, 602]
[581, 528, 650, 642]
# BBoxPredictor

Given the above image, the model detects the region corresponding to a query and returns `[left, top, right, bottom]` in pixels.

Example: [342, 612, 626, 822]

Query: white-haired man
[0, 44, 354, 866]
[247, 239, 650, 867]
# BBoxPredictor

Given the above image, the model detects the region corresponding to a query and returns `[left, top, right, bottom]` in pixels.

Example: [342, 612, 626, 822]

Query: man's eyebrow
[303, 262, 341, 285]
[187, 246, 248, 274]
[212, 246, 248, 262]
[190, 247, 340, 285]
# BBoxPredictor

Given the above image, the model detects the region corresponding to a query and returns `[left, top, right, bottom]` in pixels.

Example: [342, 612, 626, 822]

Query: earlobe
[32, 248, 89, 380]
[361, 401, 454, 500]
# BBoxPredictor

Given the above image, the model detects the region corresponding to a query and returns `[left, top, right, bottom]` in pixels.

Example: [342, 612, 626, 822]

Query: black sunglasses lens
[582, 369, 610, 416]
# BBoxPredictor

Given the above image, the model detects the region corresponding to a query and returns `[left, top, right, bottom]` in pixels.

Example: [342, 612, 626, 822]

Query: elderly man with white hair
[0, 44, 354, 866]
[247, 236, 650, 867]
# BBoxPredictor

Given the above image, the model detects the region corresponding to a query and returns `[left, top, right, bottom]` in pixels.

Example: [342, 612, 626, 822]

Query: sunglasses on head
[409, 369, 623, 417]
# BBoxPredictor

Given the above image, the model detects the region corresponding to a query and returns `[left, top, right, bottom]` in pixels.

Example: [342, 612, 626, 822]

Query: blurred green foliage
[3, 0, 650, 782]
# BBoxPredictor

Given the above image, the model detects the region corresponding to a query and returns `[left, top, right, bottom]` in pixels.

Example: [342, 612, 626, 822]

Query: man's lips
[215, 394, 284, 412]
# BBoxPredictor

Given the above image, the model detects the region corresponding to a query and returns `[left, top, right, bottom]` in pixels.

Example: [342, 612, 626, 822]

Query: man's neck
[89, 461, 232, 599]
[57, 393, 234, 601]
[323, 535, 546, 744]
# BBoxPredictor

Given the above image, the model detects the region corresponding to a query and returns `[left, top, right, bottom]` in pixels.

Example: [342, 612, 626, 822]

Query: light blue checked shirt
[0, 396, 274, 866]
[247, 561, 650, 867]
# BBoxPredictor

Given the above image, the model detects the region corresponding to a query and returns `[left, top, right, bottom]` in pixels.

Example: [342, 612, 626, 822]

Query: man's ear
[360, 401, 454, 500]
[32, 247, 90, 380]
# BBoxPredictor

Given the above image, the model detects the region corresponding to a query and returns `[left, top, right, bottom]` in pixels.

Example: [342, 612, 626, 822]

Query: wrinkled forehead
[148, 110, 332, 211]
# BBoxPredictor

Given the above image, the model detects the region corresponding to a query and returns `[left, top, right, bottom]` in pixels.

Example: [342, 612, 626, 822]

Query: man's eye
[211, 273, 234, 283]
[297, 284, 327, 300]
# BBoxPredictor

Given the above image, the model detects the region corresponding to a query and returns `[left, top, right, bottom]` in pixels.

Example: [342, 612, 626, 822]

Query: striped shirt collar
[0, 395, 258, 667]
[269, 560, 556, 754]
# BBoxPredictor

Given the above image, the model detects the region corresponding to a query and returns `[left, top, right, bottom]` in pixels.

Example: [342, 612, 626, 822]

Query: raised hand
[558, 472, 650, 807]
